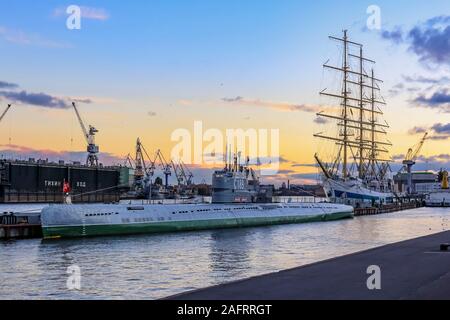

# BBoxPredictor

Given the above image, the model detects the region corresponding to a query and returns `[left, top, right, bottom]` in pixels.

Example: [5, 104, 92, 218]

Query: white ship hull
[41, 202, 354, 239]
[323, 178, 394, 205]
[425, 191, 450, 207]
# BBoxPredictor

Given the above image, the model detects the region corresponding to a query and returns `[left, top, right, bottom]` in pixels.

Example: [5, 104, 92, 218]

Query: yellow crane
[402, 132, 428, 194]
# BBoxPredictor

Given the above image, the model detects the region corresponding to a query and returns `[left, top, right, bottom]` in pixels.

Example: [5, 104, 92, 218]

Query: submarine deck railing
[0, 191, 120, 204]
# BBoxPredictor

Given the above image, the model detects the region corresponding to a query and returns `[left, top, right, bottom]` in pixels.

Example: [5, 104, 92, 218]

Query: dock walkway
[169, 231, 450, 300]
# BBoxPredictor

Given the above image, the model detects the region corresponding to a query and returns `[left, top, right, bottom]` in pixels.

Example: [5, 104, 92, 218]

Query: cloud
[260, 171, 319, 185]
[431, 123, 450, 134]
[408, 126, 427, 135]
[429, 123, 450, 140]
[291, 163, 318, 168]
[177, 99, 195, 106]
[408, 122, 450, 140]
[381, 16, 450, 66]
[389, 81, 425, 97]
[222, 96, 243, 103]
[428, 135, 450, 141]
[408, 16, 450, 65]
[413, 89, 450, 111]
[0, 81, 18, 89]
[373, 152, 450, 174]
[72, 98, 93, 104]
[391, 154, 405, 162]
[71, 96, 118, 105]
[0, 144, 122, 166]
[277, 169, 296, 175]
[221, 96, 324, 113]
[53, 6, 110, 21]
[381, 27, 404, 44]
[388, 83, 405, 96]
[0, 90, 71, 109]
[403, 75, 450, 84]
[148, 111, 157, 117]
[391, 153, 450, 172]
[278, 156, 292, 164]
[313, 117, 329, 124]
[79, 7, 110, 20]
[0, 81, 105, 109]
[0, 26, 71, 48]
[246, 155, 291, 166]
[289, 173, 320, 184]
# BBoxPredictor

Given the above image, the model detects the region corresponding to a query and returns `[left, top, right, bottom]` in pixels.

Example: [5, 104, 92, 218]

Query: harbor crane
[172, 160, 194, 186]
[171, 161, 184, 185]
[134, 138, 149, 186]
[72, 102, 99, 167]
[152, 149, 172, 189]
[179, 160, 194, 185]
[402, 132, 428, 194]
[0, 104, 12, 123]
[123, 153, 134, 168]
[128, 138, 157, 198]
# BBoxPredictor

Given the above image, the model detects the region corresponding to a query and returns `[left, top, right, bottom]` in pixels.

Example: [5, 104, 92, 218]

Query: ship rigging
[314, 30, 394, 204]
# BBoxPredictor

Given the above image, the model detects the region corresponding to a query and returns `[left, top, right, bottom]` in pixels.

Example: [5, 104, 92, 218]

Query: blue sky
[1, 1, 450, 184]
[1, 0, 446, 100]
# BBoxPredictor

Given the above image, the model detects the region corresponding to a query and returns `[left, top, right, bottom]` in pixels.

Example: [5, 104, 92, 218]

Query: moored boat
[314, 30, 394, 207]
[41, 202, 353, 239]
[41, 155, 353, 239]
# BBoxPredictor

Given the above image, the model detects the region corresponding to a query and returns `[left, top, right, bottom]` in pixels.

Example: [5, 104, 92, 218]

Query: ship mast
[370, 69, 376, 177]
[349, 46, 376, 179]
[314, 30, 392, 183]
[358, 46, 364, 179]
[342, 30, 349, 179]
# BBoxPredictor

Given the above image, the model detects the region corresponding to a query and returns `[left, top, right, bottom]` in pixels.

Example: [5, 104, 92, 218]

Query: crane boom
[123, 153, 135, 169]
[0, 104, 12, 123]
[72, 102, 89, 142]
[171, 160, 184, 185]
[405, 132, 428, 161]
[179, 160, 193, 185]
[314, 153, 331, 179]
[71, 102, 99, 166]
[153, 150, 172, 188]
[402, 132, 428, 194]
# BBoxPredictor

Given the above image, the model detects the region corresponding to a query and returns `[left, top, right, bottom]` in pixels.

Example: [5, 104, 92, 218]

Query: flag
[63, 180, 71, 194]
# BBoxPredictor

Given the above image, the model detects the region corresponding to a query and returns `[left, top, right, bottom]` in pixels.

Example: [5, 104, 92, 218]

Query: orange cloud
[222, 96, 327, 113]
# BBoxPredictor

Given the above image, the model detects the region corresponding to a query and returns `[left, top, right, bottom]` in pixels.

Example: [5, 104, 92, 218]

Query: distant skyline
[1, 1, 450, 185]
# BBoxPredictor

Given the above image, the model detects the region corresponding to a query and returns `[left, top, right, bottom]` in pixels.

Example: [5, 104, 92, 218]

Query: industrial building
[393, 171, 439, 194]
[0, 158, 131, 203]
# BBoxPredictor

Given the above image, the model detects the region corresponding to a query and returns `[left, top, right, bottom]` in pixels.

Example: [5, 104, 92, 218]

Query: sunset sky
[1, 0, 450, 185]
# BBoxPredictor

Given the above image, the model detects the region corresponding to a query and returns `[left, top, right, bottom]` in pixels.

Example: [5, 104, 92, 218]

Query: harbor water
[1, 206, 449, 300]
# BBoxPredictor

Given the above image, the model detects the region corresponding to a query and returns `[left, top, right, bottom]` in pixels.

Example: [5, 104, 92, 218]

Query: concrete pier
[0, 211, 42, 240]
[0, 224, 42, 239]
[169, 231, 450, 300]
[354, 202, 421, 216]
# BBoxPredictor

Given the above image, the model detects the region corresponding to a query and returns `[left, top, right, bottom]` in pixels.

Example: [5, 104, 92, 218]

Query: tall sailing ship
[314, 30, 394, 206]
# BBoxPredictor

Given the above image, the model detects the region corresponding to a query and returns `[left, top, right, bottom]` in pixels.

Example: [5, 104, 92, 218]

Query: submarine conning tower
[211, 169, 255, 203]
[211, 150, 264, 204]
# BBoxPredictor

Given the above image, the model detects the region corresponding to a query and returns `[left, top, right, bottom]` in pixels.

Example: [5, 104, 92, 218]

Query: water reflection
[208, 229, 252, 277]
[1, 207, 450, 299]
